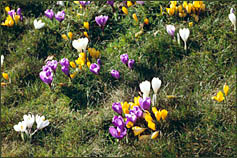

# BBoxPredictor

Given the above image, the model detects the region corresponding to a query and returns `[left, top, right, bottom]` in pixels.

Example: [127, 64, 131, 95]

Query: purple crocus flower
[79, 1, 91, 7]
[95, 15, 109, 30]
[45, 9, 54, 20]
[42, 65, 53, 72]
[55, 10, 65, 22]
[166, 25, 175, 37]
[128, 59, 135, 69]
[8, 10, 16, 18]
[97, 58, 101, 65]
[39, 69, 53, 86]
[107, 1, 114, 6]
[112, 115, 125, 128]
[59, 58, 69, 67]
[17, 8, 23, 20]
[109, 126, 127, 139]
[112, 102, 122, 115]
[61, 66, 69, 76]
[139, 97, 151, 110]
[90, 63, 100, 75]
[111, 70, 120, 79]
[130, 106, 143, 118]
[120, 53, 129, 65]
[136, 1, 144, 5]
[125, 113, 137, 123]
[47, 60, 58, 73]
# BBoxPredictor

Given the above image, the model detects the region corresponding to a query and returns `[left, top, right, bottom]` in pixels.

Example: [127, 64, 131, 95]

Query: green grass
[1, 1, 237, 157]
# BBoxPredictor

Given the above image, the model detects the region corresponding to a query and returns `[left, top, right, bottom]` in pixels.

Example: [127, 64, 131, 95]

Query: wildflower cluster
[109, 77, 168, 140]
[212, 83, 229, 103]
[14, 114, 49, 141]
[1, 7, 22, 27]
[166, 1, 205, 22]
[1, 55, 10, 87]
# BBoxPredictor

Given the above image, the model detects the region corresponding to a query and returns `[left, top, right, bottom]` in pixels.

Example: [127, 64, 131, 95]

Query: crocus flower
[72, 38, 89, 52]
[151, 131, 159, 139]
[97, 58, 101, 65]
[229, 9, 236, 31]
[107, 1, 114, 6]
[1, 55, 4, 67]
[120, 53, 129, 65]
[132, 126, 146, 136]
[34, 19, 45, 29]
[212, 91, 224, 102]
[223, 83, 229, 96]
[79, 1, 91, 7]
[84, 21, 89, 30]
[47, 60, 58, 73]
[139, 80, 151, 98]
[2, 72, 9, 80]
[128, 59, 135, 69]
[95, 15, 109, 31]
[112, 115, 125, 128]
[112, 102, 122, 115]
[132, 13, 138, 22]
[55, 10, 65, 22]
[151, 77, 161, 94]
[17, 8, 23, 20]
[122, 7, 128, 15]
[44, 9, 54, 20]
[42, 65, 52, 72]
[109, 126, 127, 139]
[59, 58, 69, 67]
[39, 69, 53, 85]
[13, 121, 27, 132]
[36, 115, 50, 130]
[136, 1, 144, 5]
[179, 28, 190, 50]
[139, 97, 151, 110]
[111, 70, 120, 79]
[144, 18, 149, 25]
[152, 107, 168, 121]
[57, 1, 65, 6]
[8, 10, 15, 18]
[130, 106, 143, 118]
[166, 25, 175, 37]
[89, 63, 100, 75]
[125, 113, 137, 123]
[23, 114, 35, 129]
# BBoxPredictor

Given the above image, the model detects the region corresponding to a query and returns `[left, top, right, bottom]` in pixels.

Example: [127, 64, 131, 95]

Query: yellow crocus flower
[2, 73, 9, 80]
[166, 8, 175, 16]
[122, 102, 130, 114]
[70, 61, 76, 68]
[144, 18, 149, 25]
[186, 3, 192, 14]
[212, 91, 224, 102]
[132, 126, 146, 136]
[79, 52, 86, 60]
[178, 5, 183, 13]
[70, 71, 77, 79]
[134, 96, 140, 106]
[154, 110, 161, 121]
[5, 6, 10, 12]
[126, 121, 134, 128]
[183, 1, 188, 9]
[74, 1, 79, 4]
[75, 57, 85, 66]
[84, 22, 89, 30]
[127, 1, 133, 7]
[87, 61, 91, 68]
[151, 131, 159, 139]
[14, 15, 20, 24]
[122, 7, 128, 15]
[193, 1, 201, 9]
[200, 3, 205, 11]
[170, 1, 177, 6]
[68, 32, 73, 40]
[161, 109, 168, 120]
[143, 111, 153, 122]
[223, 83, 229, 96]
[189, 22, 193, 27]
[84, 31, 89, 38]
[132, 13, 138, 22]
[61, 34, 68, 40]
[152, 107, 158, 114]
[148, 121, 156, 131]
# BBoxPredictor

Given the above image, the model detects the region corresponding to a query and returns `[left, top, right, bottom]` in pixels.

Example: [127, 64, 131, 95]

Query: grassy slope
[1, 1, 236, 157]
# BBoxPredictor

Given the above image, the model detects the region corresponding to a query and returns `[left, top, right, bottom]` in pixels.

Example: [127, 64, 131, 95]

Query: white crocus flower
[36, 115, 50, 130]
[57, 1, 65, 6]
[229, 9, 236, 31]
[14, 121, 27, 132]
[72, 37, 89, 52]
[1, 55, 4, 67]
[179, 28, 190, 50]
[151, 77, 162, 94]
[139, 80, 151, 98]
[34, 19, 45, 29]
[23, 114, 35, 129]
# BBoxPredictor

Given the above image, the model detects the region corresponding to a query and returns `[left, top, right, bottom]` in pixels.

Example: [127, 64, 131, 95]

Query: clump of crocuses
[14, 114, 49, 141]
[111, 70, 120, 79]
[109, 77, 168, 140]
[44, 9, 65, 22]
[120, 53, 135, 69]
[59, 58, 70, 77]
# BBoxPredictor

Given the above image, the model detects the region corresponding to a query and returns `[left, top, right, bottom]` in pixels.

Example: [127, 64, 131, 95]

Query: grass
[1, 1, 237, 157]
